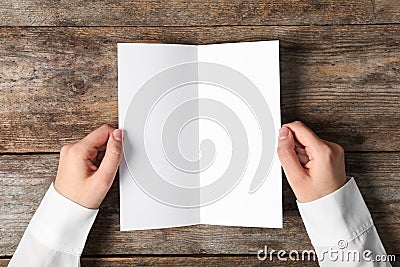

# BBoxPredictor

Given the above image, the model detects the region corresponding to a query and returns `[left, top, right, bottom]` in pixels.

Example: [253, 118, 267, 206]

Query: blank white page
[118, 41, 282, 230]
[198, 41, 282, 228]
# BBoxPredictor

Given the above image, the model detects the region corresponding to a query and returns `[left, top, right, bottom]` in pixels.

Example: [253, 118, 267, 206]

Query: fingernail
[279, 127, 289, 139]
[113, 129, 123, 142]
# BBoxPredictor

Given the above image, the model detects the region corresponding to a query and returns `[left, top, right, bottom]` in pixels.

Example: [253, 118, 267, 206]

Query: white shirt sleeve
[297, 178, 393, 266]
[8, 183, 98, 267]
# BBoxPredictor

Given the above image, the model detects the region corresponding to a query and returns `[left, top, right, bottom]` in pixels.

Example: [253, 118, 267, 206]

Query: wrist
[27, 182, 98, 255]
[297, 177, 373, 247]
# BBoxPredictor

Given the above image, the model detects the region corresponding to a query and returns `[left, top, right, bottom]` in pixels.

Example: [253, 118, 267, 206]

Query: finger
[79, 124, 115, 150]
[277, 127, 306, 181]
[283, 121, 324, 149]
[95, 150, 106, 167]
[294, 138, 305, 149]
[294, 146, 307, 155]
[296, 152, 310, 165]
[322, 140, 343, 152]
[97, 143, 107, 152]
[96, 129, 123, 184]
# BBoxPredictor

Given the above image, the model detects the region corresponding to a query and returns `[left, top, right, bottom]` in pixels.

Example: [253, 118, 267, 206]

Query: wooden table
[0, 1, 399, 266]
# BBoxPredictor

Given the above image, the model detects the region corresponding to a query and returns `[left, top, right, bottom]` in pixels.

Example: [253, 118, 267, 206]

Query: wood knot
[69, 79, 87, 95]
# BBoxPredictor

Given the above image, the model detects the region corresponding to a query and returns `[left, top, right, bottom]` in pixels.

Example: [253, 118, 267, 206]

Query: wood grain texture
[1, 257, 400, 267]
[0, 257, 321, 267]
[1, 1, 399, 265]
[0, 1, 399, 27]
[0, 26, 399, 153]
[81, 256, 320, 267]
[0, 153, 399, 256]
[77, 256, 396, 267]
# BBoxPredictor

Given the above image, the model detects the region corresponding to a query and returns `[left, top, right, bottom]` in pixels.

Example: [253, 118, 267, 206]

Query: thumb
[277, 127, 305, 181]
[97, 129, 123, 183]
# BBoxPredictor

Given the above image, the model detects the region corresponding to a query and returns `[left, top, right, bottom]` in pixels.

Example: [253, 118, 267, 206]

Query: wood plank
[0, 256, 321, 267]
[1, 256, 400, 267]
[346, 153, 400, 213]
[0, 153, 399, 256]
[0, 1, 399, 27]
[1, 256, 399, 267]
[0, 26, 399, 153]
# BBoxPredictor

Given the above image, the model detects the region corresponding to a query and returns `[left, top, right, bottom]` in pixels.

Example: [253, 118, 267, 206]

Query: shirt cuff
[297, 177, 374, 247]
[27, 182, 98, 255]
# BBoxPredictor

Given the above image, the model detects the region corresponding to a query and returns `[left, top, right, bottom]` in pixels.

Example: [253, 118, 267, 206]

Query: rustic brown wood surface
[0, 1, 399, 266]
[0, 0, 399, 26]
[0, 26, 399, 153]
[0, 154, 399, 258]
[0, 257, 318, 267]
